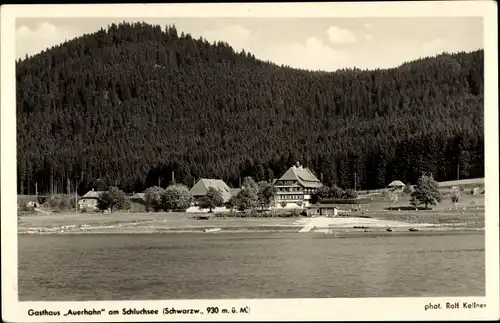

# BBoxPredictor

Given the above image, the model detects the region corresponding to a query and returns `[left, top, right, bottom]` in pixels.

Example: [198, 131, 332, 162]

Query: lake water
[18, 232, 485, 301]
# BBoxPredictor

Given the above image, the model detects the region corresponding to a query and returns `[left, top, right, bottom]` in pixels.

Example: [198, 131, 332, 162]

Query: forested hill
[16, 22, 484, 195]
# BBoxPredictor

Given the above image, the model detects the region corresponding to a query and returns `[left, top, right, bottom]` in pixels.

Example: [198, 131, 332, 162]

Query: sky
[15, 17, 483, 71]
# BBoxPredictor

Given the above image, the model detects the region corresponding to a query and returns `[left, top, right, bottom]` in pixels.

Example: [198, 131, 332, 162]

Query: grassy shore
[18, 211, 304, 234]
[350, 193, 485, 229]
[16, 188, 485, 235]
[17, 201, 484, 236]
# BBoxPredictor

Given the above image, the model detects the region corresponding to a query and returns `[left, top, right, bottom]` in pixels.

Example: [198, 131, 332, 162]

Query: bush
[330, 185, 345, 199]
[46, 196, 60, 208]
[59, 198, 71, 210]
[119, 197, 132, 211]
[451, 190, 461, 208]
[343, 189, 357, 199]
[144, 186, 165, 211]
[280, 202, 287, 208]
[403, 184, 414, 195]
[161, 184, 193, 211]
[96, 186, 127, 212]
[18, 201, 35, 213]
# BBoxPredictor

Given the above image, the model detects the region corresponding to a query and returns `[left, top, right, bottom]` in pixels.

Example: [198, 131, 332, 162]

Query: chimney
[171, 170, 176, 184]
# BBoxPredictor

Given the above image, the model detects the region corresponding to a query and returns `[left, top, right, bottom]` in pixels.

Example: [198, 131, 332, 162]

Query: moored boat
[204, 228, 221, 233]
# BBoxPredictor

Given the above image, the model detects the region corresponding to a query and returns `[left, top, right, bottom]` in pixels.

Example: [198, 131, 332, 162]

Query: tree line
[26, 174, 446, 215]
[16, 22, 484, 195]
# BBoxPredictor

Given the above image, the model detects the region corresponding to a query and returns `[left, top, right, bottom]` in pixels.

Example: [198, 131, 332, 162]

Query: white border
[1, 2, 499, 322]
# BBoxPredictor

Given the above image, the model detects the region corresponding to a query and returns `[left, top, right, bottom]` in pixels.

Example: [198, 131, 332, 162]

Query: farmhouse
[189, 178, 232, 204]
[274, 162, 323, 208]
[77, 189, 106, 210]
[130, 192, 147, 212]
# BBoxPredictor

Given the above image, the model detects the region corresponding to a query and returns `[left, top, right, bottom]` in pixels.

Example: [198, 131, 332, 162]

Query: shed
[130, 193, 147, 212]
[307, 204, 339, 217]
[388, 180, 406, 190]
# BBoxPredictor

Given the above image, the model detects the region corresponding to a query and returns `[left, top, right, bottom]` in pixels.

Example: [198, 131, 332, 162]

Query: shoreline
[19, 224, 484, 236]
[17, 208, 485, 237]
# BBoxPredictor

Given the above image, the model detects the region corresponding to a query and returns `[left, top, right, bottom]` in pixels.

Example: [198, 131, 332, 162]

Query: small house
[77, 189, 106, 210]
[388, 180, 406, 192]
[130, 193, 147, 212]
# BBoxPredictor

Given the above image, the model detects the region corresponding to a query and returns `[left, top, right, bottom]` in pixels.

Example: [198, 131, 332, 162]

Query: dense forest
[16, 22, 484, 195]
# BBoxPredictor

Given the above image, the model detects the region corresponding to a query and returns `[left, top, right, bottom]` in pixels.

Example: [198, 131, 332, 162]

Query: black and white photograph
[1, 2, 498, 322]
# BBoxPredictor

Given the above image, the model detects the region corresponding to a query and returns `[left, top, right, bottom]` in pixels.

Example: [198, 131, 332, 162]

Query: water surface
[18, 232, 485, 300]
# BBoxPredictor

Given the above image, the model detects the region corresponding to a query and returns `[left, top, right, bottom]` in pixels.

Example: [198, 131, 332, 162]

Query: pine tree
[410, 174, 442, 209]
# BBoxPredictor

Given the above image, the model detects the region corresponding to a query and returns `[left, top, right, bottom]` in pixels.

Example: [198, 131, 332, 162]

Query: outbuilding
[130, 193, 148, 212]
[388, 180, 406, 191]
[307, 204, 339, 217]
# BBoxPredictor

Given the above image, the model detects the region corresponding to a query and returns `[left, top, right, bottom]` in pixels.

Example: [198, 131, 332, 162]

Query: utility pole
[171, 170, 176, 185]
[75, 171, 84, 214]
[75, 179, 78, 214]
[354, 172, 357, 191]
[457, 164, 460, 181]
[158, 176, 164, 187]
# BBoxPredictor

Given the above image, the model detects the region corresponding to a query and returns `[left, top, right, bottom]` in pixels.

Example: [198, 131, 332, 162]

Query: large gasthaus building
[274, 162, 323, 208]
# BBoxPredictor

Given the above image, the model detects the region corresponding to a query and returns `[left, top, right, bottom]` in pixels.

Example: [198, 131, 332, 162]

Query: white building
[77, 189, 106, 210]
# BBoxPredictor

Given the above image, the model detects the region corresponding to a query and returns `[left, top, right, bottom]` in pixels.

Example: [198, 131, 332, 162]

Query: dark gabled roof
[277, 165, 323, 188]
[130, 193, 146, 202]
[388, 180, 405, 187]
[190, 178, 232, 202]
[81, 190, 107, 199]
